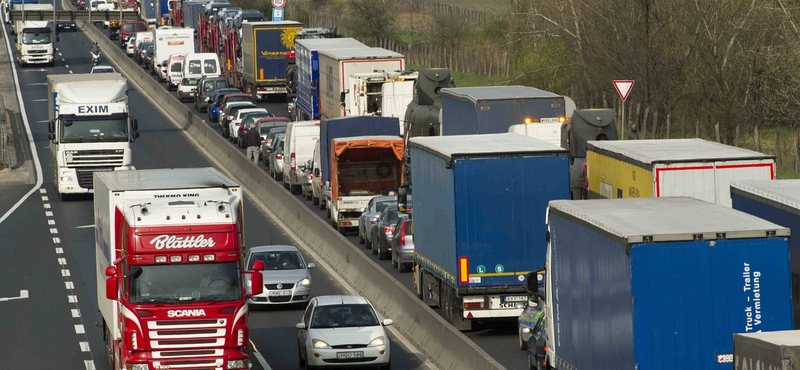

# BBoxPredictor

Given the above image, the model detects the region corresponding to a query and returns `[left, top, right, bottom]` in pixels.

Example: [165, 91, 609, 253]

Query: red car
[119, 21, 146, 48]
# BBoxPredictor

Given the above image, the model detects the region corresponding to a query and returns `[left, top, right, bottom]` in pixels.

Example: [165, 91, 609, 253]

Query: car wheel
[399, 262, 410, 273]
[371, 236, 378, 255]
[365, 234, 372, 250]
[518, 328, 528, 350]
[378, 244, 389, 260]
[358, 229, 365, 244]
[391, 252, 398, 268]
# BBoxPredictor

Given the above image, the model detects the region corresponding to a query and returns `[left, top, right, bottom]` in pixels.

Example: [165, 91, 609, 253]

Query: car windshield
[311, 304, 379, 329]
[384, 209, 400, 224]
[129, 262, 242, 304]
[214, 80, 229, 90]
[375, 199, 394, 213]
[60, 114, 129, 142]
[92, 67, 115, 73]
[22, 30, 51, 44]
[226, 96, 249, 104]
[248, 250, 305, 270]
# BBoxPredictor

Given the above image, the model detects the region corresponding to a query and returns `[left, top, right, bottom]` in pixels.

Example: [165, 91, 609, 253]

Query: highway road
[91, 15, 529, 369]
[0, 14, 431, 370]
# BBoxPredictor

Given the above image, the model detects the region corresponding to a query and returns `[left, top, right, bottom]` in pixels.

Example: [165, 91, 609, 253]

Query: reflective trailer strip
[459, 257, 469, 283]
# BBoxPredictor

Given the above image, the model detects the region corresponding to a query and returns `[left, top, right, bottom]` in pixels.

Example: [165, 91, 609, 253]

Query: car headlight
[127, 364, 148, 370]
[312, 339, 331, 349]
[226, 359, 249, 369]
[298, 277, 311, 287]
[368, 336, 386, 347]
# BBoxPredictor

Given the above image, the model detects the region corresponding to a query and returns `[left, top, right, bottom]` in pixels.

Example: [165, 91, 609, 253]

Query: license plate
[504, 295, 526, 302]
[337, 351, 364, 359]
[540, 117, 560, 123]
[269, 290, 292, 297]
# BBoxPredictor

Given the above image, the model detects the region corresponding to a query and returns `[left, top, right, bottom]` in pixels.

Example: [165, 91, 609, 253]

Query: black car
[526, 312, 548, 370]
[194, 77, 230, 112]
[370, 205, 407, 260]
[135, 41, 153, 64]
[57, 21, 77, 32]
[143, 45, 155, 70]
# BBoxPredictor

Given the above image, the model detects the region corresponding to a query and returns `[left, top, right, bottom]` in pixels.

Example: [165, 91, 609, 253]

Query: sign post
[271, 0, 285, 20]
[613, 80, 634, 140]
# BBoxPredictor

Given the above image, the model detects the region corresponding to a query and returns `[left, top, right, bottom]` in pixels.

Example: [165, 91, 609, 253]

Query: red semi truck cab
[94, 168, 263, 370]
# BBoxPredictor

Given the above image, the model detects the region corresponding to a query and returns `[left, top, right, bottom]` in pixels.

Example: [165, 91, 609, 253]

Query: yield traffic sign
[613, 80, 634, 101]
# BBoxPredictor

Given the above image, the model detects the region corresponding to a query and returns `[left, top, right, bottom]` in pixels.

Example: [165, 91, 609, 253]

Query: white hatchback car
[296, 295, 392, 369]
[177, 76, 201, 101]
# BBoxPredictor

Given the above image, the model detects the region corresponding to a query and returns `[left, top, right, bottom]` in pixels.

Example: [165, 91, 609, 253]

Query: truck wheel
[337, 224, 346, 236]
[399, 263, 410, 273]
[312, 195, 319, 206]
[60, 192, 71, 201]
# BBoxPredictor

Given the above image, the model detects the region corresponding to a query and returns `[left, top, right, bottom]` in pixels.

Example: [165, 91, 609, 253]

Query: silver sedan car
[358, 195, 396, 249]
[245, 245, 315, 306]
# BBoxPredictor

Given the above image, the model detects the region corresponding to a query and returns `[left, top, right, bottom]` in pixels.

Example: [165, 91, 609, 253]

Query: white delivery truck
[282, 120, 320, 194]
[349, 70, 417, 135]
[47, 73, 140, 200]
[317, 47, 405, 120]
[14, 19, 57, 66]
[153, 27, 194, 81]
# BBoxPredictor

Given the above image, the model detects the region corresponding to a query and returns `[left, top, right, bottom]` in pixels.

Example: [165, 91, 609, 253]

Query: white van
[166, 54, 185, 90]
[182, 52, 221, 79]
[283, 120, 320, 194]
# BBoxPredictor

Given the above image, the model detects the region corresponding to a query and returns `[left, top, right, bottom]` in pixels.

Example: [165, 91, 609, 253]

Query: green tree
[345, 0, 396, 44]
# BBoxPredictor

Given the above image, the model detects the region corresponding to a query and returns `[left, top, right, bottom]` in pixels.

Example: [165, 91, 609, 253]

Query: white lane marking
[39, 189, 46, 194]
[62, 269, 70, 277]
[58, 52, 62, 56]
[0, 290, 29, 302]
[58, 258, 67, 265]
[250, 346, 272, 370]
[42, 196, 49, 201]
[45, 211, 53, 217]
[84, 360, 95, 370]
[36, 120, 49, 123]
[67, 295, 77, 303]
[27, 82, 47, 86]
[74, 325, 85, 334]
[32, 98, 47, 102]
[48, 219, 55, 225]
[71, 309, 80, 318]
[69, 71, 73, 74]
[73, 224, 94, 229]
[79, 342, 90, 352]
[50, 227, 58, 234]
[43, 203, 51, 209]
[56, 247, 63, 254]
[53, 237, 60, 244]
[65, 281, 74, 289]
[65, 64, 69, 68]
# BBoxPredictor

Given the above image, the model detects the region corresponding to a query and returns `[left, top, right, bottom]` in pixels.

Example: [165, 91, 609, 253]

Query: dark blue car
[207, 88, 241, 122]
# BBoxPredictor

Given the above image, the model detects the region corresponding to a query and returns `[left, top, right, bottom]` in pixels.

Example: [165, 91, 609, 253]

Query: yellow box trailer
[586, 138, 774, 207]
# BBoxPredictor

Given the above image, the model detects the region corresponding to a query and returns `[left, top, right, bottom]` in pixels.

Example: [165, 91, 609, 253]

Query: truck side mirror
[245, 270, 263, 297]
[339, 89, 348, 104]
[105, 266, 118, 300]
[314, 168, 320, 177]
[132, 131, 140, 140]
[131, 118, 139, 131]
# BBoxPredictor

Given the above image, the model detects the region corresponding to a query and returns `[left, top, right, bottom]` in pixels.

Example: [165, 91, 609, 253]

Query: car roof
[372, 195, 395, 203]
[314, 295, 369, 307]
[249, 245, 300, 253]
[258, 117, 289, 124]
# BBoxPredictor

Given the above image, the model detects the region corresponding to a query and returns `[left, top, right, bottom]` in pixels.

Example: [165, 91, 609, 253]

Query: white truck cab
[14, 20, 57, 66]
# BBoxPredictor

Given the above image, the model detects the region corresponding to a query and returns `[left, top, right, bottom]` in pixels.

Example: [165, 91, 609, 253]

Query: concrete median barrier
[77, 18, 505, 370]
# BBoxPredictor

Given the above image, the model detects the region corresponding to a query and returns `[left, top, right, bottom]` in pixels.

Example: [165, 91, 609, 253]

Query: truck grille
[147, 318, 227, 350]
[76, 167, 115, 189]
[28, 49, 48, 54]
[152, 348, 225, 370]
[66, 149, 125, 166]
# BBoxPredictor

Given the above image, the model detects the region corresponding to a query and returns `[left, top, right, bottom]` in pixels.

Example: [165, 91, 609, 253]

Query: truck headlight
[368, 336, 385, 347]
[126, 363, 148, 370]
[227, 359, 249, 369]
[60, 175, 74, 182]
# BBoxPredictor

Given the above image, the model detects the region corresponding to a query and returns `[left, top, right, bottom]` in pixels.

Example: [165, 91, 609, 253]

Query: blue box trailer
[182, 2, 203, 32]
[295, 38, 368, 121]
[731, 179, 800, 329]
[410, 133, 570, 331]
[439, 86, 567, 136]
[240, 21, 303, 101]
[319, 116, 400, 185]
[544, 197, 793, 370]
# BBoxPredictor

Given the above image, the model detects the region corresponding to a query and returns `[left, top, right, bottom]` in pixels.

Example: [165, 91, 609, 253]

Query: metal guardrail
[0, 94, 8, 169]
[9, 10, 140, 22]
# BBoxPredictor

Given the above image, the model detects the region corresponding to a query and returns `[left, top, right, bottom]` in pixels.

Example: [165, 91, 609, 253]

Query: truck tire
[337, 223, 346, 236]
[312, 195, 319, 206]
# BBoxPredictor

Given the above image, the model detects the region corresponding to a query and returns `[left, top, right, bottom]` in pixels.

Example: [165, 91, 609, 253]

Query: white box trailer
[317, 47, 404, 120]
[587, 138, 775, 207]
[153, 27, 195, 75]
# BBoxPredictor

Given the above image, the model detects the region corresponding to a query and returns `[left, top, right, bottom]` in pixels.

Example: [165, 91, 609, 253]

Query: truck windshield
[60, 114, 129, 143]
[129, 261, 242, 304]
[22, 31, 51, 45]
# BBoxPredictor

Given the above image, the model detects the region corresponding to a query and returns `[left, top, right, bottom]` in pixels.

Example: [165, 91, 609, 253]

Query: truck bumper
[124, 348, 250, 370]
[463, 308, 524, 319]
[256, 85, 286, 97]
[22, 54, 53, 64]
[57, 168, 91, 194]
